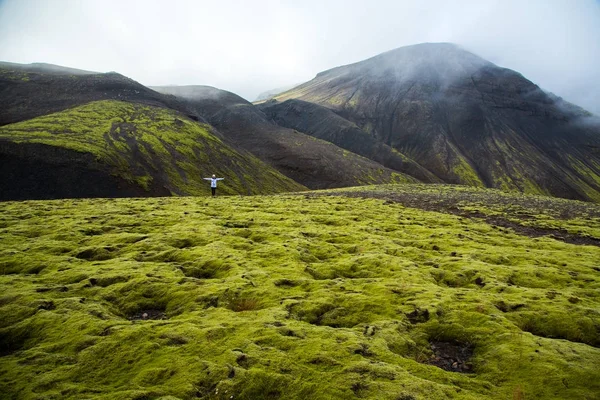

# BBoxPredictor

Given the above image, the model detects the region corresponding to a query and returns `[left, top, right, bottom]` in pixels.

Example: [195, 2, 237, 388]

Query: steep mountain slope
[0, 100, 304, 200]
[258, 99, 440, 183]
[151, 85, 416, 189]
[271, 43, 600, 201]
[0, 62, 199, 126]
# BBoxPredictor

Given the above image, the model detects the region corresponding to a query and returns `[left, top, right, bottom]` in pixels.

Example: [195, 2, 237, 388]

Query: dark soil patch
[350, 381, 369, 397]
[406, 308, 429, 324]
[88, 275, 129, 287]
[35, 286, 68, 293]
[75, 247, 116, 261]
[37, 300, 55, 311]
[313, 190, 600, 247]
[474, 214, 600, 246]
[281, 328, 302, 338]
[236, 353, 250, 369]
[427, 341, 474, 373]
[0, 330, 30, 356]
[274, 278, 301, 287]
[353, 343, 374, 357]
[494, 301, 526, 313]
[128, 309, 166, 321]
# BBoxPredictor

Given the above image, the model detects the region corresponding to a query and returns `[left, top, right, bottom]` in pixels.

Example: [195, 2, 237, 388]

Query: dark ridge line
[307, 191, 600, 247]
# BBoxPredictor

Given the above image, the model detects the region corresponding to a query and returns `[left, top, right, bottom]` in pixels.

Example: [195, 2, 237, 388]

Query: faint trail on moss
[310, 189, 600, 247]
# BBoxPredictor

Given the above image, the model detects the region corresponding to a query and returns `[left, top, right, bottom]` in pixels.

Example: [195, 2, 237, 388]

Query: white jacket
[204, 177, 224, 188]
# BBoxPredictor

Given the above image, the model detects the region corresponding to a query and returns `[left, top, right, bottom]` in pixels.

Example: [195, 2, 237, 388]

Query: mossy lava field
[1, 184, 599, 399]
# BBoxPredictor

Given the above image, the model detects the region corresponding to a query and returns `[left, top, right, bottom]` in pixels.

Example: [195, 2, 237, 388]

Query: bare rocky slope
[151, 85, 416, 189]
[258, 98, 440, 183]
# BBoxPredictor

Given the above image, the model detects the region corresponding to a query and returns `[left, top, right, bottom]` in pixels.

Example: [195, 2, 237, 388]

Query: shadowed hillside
[151, 85, 417, 189]
[258, 99, 440, 183]
[271, 43, 600, 202]
[0, 61, 98, 76]
[0, 100, 305, 200]
[0, 62, 199, 126]
[0, 185, 599, 399]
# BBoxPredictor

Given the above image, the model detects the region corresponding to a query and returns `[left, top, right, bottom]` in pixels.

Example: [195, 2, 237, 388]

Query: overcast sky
[1, 0, 599, 113]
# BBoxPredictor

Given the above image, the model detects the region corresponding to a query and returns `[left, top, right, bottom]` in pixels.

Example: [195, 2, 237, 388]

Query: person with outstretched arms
[203, 174, 224, 196]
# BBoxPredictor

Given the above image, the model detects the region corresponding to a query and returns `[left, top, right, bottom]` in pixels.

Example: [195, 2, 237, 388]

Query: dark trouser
[211, 187, 216, 196]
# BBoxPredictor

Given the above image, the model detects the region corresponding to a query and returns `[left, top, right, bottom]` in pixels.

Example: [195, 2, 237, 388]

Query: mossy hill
[1, 184, 599, 399]
[268, 43, 600, 202]
[0, 100, 304, 199]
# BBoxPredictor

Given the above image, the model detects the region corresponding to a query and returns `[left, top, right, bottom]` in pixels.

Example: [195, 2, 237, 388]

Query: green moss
[0, 100, 305, 196]
[446, 151, 484, 187]
[0, 187, 599, 399]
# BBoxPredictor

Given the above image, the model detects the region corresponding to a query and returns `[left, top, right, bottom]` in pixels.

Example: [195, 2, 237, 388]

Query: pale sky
[1, 0, 599, 113]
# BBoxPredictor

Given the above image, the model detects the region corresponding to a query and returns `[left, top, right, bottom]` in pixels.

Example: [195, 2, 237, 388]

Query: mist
[0, 0, 599, 113]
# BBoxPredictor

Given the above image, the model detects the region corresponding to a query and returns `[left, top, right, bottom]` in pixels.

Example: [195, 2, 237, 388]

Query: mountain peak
[268, 42, 600, 202]
[315, 42, 492, 85]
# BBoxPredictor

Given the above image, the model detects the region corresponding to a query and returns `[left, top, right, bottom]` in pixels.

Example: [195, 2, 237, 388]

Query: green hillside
[1, 185, 599, 399]
[0, 100, 305, 197]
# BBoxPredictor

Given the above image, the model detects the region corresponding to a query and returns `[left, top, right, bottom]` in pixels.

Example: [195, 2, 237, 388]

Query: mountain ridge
[0, 61, 99, 75]
[3, 42, 600, 201]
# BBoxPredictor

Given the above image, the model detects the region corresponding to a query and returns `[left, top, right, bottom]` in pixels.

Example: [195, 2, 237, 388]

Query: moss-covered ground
[1, 184, 599, 399]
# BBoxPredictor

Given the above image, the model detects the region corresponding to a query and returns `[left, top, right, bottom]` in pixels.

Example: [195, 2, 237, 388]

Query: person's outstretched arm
[216, 178, 224, 181]
[203, 178, 211, 180]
